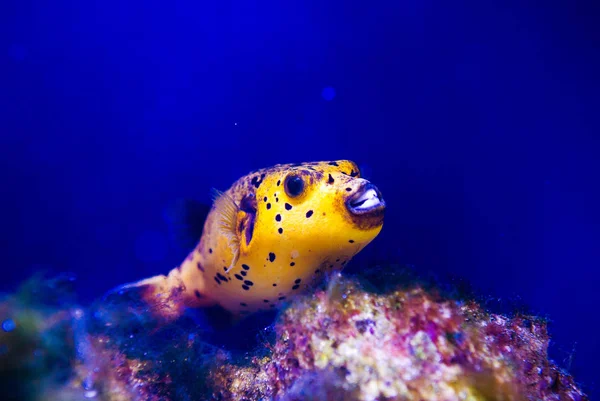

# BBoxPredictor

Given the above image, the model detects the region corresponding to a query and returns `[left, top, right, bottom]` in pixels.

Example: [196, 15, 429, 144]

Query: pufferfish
[117, 160, 386, 320]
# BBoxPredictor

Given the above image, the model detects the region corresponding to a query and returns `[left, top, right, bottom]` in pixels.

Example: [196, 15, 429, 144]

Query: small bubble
[321, 86, 336, 101]
[2, 319, 16, 332]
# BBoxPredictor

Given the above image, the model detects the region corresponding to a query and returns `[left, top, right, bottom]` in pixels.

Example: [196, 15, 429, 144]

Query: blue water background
[2, 0, 599, 395]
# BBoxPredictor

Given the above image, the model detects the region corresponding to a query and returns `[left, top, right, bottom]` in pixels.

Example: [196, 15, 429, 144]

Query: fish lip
[345, 182, 386, 216]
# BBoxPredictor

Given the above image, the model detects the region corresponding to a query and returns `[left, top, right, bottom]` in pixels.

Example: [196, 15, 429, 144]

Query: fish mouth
[346, 183, 386, 216]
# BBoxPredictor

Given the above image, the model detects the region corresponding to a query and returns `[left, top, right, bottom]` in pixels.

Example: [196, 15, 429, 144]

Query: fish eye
[284, 175, 305, 198]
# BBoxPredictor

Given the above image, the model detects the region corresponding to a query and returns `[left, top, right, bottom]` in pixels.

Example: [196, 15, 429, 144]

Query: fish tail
[103, 267, 216, 323]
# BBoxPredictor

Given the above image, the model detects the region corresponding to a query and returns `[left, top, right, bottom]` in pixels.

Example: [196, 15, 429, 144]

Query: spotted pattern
[171, 159, 384, 316]
[251, 173, 266, 188]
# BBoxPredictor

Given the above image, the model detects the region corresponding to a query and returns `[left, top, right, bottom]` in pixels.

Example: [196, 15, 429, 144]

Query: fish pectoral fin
[210, 188, 241, 272]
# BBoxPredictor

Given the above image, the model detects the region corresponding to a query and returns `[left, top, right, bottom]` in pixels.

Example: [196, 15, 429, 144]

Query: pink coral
[212, 273, 587, 401]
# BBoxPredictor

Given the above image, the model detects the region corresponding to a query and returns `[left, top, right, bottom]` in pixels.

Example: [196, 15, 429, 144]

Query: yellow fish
[116, 160, 385, 319]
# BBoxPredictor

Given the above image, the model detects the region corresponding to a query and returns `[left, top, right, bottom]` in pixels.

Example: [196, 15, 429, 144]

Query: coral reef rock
[0, 267, 589, 401]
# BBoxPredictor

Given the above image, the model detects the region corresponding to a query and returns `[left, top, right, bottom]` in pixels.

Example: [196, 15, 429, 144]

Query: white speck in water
[84, 390, 98, 398]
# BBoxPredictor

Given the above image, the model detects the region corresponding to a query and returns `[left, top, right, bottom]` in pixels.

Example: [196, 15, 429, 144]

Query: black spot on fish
[263, 196, 267, 202]
[241, 271, 247, 277]
[290, 262, 295, 266]
[350, 170, 359, 177]
[267, 203, 271, 209]
[209, 248, 213, 254]
[328, 174, 334, 184]
[216, 273, 228, 282]
[194, 290, 202, 298]
[244, 280, 254, 286]
[197, 262, 205, 272]
[278, 296, 286, 300]
[328, 161, 339, 166]
[242, 285, 250, 291]
[346, 187, 352, 192]
[251, 173, 266, 188]
[276, 214, 281, 222]
[242, 264, 250, 270]
[275, 197, 279, 202]
[214, 277, 221, 285]
[272, 283, 277, 287]
[269, 252, 276, 262]
[223, 266, 228, 271]
[285, 203, 292, 210]
[235, 274, 243, 281]
[263, 299, 269, 303]
[277, 180, 281, 186]
[349, 239, 355, 243]
[295, 278, 301, 284]
[292, 284, 300, 290]
[306, 210, 313, 218]
[278, 227, 283, 234]
[240, 302, 247, 307]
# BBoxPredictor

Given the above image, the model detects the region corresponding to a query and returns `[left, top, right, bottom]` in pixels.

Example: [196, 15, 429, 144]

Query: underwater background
[2, 0, 599, 397]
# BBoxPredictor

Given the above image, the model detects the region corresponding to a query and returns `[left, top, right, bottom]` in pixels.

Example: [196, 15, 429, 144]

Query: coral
[0, 267, 589, 401]
[210, 269, 587, 401]
[0, 274, 79, 401]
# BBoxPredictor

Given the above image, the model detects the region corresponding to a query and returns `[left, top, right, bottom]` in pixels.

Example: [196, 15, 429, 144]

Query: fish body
[120, 160, 386, 318]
